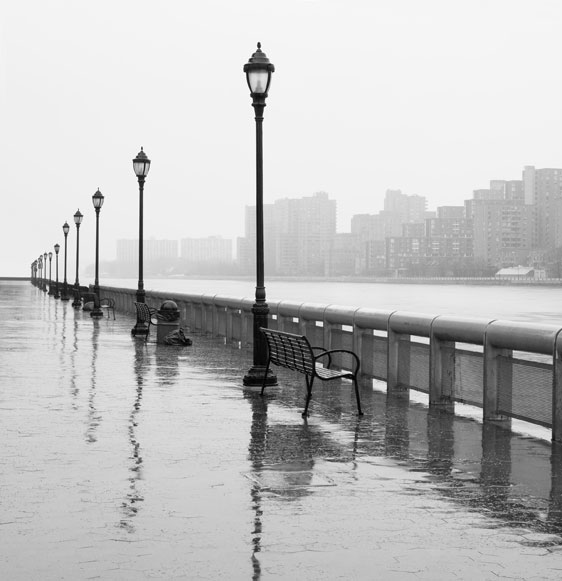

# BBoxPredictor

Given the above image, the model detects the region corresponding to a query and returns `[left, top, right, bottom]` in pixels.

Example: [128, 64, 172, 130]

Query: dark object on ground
[100, 297, 115, 319]
[259, 327, 363, 417]
[163, 328, 192, 346]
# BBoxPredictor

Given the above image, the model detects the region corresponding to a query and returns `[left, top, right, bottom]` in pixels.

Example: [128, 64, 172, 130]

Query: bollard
[156, 300, 181, 344]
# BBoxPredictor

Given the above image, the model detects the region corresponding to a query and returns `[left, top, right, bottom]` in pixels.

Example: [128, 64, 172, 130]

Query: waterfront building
[116, 238, 178, 263]
[239, 192, 336, 276]
[180, 236, 233, 263]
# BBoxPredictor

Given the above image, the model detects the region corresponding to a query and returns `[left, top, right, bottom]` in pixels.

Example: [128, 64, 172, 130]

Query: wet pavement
[2, 281, 562, 580]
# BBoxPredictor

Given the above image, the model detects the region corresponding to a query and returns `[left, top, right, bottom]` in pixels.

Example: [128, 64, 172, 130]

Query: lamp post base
[243, 365, 277, 387]
[90, 310, 104, 319]
[131, 322, 149, 337]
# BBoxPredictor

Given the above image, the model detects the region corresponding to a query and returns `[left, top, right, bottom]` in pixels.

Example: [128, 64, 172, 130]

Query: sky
[2, 0, 562, 277]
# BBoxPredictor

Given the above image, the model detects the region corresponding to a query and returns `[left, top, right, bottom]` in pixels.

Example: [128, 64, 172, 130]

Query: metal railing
[100, 284, 562, 441]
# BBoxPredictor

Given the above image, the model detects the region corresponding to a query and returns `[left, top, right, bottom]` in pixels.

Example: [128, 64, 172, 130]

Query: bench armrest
[314, 349, 360, 374]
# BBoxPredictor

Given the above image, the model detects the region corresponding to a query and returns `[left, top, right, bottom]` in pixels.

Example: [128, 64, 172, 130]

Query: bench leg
[302, 375, 315, 418]
[260, 360, 272, 396]
[353, 377, 363, 416]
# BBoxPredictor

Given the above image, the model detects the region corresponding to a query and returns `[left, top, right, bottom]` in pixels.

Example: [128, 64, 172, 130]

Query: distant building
[180, 236, 232, 263]
[116, 239, 178, 263]
[239, 192, 336, 276]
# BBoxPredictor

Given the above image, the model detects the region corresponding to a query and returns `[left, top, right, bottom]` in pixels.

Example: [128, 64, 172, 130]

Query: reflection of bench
[100, 298, 116, 319]
[260, 327, 363, 418]
[133, 301, 158, 340]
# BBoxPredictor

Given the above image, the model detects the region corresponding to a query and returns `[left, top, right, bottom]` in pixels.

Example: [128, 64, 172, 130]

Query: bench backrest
[260, 328, 315, 375]
[134, 301, 153, 323]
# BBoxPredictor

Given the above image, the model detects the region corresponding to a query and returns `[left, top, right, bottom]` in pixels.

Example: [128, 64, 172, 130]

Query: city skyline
[3, 1, 562, 276]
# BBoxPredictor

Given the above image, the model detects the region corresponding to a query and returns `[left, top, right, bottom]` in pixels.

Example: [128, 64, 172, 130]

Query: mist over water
[105, 278, 562, 325]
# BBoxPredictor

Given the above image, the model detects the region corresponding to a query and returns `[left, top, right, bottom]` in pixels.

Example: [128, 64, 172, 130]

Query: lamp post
[38, 256, 43, 290]
[131, 147, 151, 336]
[61, 222, 70, 301]
[54, 244, 60, 299]
[42, 252, 48, 291]
[48, 252, 53, 295]
[242, 42, 277, 387]
[72, 209, 83, 308]
[91, 189, 105, 319]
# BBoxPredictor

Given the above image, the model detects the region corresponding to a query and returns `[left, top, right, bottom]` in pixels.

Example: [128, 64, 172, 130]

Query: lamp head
[92, 188, 105, 210]
[133, 147, 151, 178]
[244, 42, 275, 98]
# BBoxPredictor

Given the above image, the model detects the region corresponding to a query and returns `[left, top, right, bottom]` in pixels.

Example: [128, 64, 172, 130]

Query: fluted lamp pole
[90, 189, 105, 319]
[131, 147, 151, 336]
[72, 210, 84, 308]
[242, 42, 277, 387]
[48, 252, 53, 295]
[54, 244, 60, 299]
[61, 222, 70, 301]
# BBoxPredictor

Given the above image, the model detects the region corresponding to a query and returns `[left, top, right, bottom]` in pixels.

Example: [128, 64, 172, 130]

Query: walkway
[2, 280, 562, 580]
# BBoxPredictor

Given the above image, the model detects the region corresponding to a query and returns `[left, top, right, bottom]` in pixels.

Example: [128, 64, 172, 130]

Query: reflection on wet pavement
[3, 281, 562, 579]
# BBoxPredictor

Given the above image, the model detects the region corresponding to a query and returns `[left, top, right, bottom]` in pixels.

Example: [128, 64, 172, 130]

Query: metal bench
[132, 301, 158, 340]
[99, 297, 116, 319]
[260, 327, 363, 418]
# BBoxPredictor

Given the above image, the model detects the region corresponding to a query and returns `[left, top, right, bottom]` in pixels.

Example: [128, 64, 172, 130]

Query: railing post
[553, 330, 562, 442]
[387, 312, 410, 393]
[483, 324, 512, 422]
[429, 316, 455, 405]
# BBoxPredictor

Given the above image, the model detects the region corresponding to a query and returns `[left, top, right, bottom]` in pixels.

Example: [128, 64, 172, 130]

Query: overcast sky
[2, 0, 562, 277]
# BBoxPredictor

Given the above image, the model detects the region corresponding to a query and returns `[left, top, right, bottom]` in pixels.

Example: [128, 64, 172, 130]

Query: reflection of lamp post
[48, 252, 53, 295]
[54, 243, 60, 299]
[72, 209, 83, 308]
[243, 43, 277, 387]
[131, 147, 151, 336]
[43, 252, 48, 292]
[61, 222, 70, 301]
[91, 189, 105, 319]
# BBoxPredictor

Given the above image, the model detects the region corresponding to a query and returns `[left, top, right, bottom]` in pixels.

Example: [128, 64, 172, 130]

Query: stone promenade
[2, 280, 562, 580]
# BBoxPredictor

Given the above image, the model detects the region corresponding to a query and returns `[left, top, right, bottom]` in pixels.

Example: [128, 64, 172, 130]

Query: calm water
[105, 277, 562, 325]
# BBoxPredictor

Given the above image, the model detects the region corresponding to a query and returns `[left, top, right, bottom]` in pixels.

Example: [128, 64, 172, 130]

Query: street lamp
[61, 222, 70, 301]
[72, 209, 83, 308]
[242, 42, 277, 387]
[54, 244, 60, 299]
[43, 252, 48, 291]
[131, 147, 151, 336]
[91, 189, 105, 319]
[48, 252, 53, 295]
[38, 255, 43, 290]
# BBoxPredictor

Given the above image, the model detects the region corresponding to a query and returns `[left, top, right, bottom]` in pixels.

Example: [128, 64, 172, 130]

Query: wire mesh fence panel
[498, 356, 552, 428]
[405, 341, 430, 393]
[453, 348, 484, 407]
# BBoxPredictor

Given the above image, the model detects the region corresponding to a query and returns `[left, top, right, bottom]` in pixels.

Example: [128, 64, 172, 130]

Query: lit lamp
[242, 42, 277, 387]
[131, 147, 151, 336]
[90, 189, 105, 318]
[54, 243, 60, 299]
[48, 252, 53, 295]
[72, 209, 83, 308]
[61, 222, 70, 301]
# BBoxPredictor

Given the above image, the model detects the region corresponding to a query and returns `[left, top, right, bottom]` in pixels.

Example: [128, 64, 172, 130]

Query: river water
[105, 277, 562, 325]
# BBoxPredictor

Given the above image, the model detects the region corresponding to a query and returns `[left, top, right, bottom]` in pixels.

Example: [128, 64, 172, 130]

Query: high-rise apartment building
[116, 239, 178, 263]
[239, 192, 336, 275]
[180, 236, 232, 263]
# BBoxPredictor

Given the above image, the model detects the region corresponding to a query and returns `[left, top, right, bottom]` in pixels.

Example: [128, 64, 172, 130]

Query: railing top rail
[486, 320, 562, 354]
[431, 315, 494, 344]
[388, 311, 437, 336]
